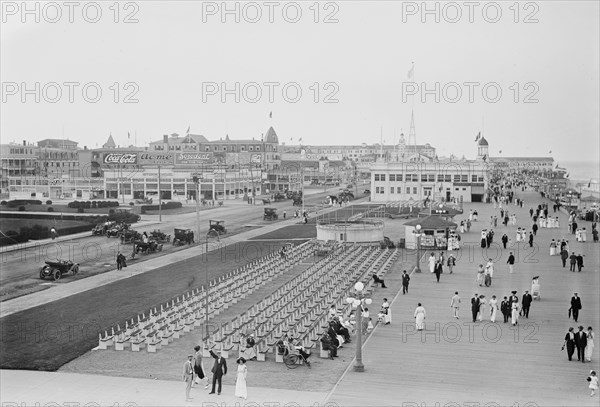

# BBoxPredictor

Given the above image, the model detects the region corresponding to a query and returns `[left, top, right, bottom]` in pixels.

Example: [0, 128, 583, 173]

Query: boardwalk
[328, 191, 599, 406]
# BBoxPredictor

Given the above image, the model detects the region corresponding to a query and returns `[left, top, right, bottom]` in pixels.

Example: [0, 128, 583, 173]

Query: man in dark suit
[402, 270, 410, 294]
[501, 233, 508, 249]
[564, 327, 576, 361]
[434, 261, 442, 283]
[522, 291, 533, 318]
[208, 348, 227, 395]
[501, 297, 510, 323]
[575, 326, 588, 363]
[471, 294, 480, 323]
[528, 232, 534, 247]
[576, 254, 584, 272]
[571, 293, 582, 322]
[560, 249, 568, 268]
[569, 252, 577, 271]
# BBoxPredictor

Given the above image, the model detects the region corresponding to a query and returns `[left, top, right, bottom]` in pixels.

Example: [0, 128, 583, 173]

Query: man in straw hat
[183, 354, 194, 401]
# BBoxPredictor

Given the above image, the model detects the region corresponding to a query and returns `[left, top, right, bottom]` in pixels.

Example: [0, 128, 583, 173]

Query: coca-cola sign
[103, 153, 138, 165]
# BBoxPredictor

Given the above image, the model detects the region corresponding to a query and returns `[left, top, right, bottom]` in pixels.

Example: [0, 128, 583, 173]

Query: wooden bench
[131, 333, 146, 352]
[98, 330, 114, 350]
[146, 331, 161, 353]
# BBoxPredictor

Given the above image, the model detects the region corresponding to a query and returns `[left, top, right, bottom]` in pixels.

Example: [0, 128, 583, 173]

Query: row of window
[375, 186, 469, 194]
[374, 173, 484, 183]
[154, 144, 276, 152]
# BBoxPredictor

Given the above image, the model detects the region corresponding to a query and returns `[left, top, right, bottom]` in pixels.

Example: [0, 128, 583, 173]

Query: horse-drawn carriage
[39, 260, 79, 281]
[292, 197, 303, 206]
[150, 230, 171, 243]
[264, 207, 279, 221]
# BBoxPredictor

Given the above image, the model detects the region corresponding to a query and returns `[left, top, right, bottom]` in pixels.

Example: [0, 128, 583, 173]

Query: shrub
[0, 200, 6, 206]
[46, 200, 52, 205]
[18, 206, 26, 211]
[47, 207, 54, 212]
[108, 209, 115, 215]
[129, 202, 135, 206]
[91, 201, 97, 208]
[77, 207, 84, 213]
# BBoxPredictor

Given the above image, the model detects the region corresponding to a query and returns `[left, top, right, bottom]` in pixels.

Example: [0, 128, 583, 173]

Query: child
[589, 370, 598, 397]
[366, 317, 374, 333]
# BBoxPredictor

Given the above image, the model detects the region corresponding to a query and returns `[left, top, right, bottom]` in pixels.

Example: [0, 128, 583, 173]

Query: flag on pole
[298, 137, 303, 142]
[548, 150, 552, 154]
[128, 132, 130, 139]
[407, 63, 414, 80]
[475, 132, 481, 142]
[499, 150, 502, 154]
[186, 126, 190, 134]
[588, 179, 592, 188]
[269, 112, 272, 119]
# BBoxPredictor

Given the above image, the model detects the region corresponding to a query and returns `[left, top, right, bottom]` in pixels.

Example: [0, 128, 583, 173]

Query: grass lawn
[0, 204, 120, 214]
[0, 239, 306, 371]
[250, 224, 317, 240]
[0, 218, 90, 233]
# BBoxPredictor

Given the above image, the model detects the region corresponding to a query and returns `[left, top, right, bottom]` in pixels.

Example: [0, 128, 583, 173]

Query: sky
[1, 1, 599, 165]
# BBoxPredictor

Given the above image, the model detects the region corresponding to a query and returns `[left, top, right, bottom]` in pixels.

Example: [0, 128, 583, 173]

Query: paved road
[0, 188, 366, 300]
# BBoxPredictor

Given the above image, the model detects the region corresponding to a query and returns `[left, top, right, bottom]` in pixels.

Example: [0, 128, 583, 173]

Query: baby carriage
[531, 276, 541, 300]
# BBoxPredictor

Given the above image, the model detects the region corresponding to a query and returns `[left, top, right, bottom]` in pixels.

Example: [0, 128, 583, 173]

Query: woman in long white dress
[511, 300, 520, 326]
[585, 327, 595, 362]
[428, 253, 436, 273]
[549, 240, 557, 256]
[414, 303, 426, 331]
[516, 228, 522, 242]
[235, 358, 248, 399]
[381, 299, 391, 325]
[489, 295, 498, 322]
[478, 296, 487, 322]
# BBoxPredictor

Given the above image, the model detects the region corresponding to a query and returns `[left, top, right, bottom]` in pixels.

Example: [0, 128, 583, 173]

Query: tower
[477, 136, 489, 160]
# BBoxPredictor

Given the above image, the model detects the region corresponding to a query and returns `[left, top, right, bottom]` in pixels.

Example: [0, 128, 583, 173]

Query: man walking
[570, 252, 577, 272]
[501, 233, 508, 249]
[571, 293, 582, 322]
[183, 354, 194, 401]
[501, 296, 510, 323]
[507, 252, 515, 274]
[528, 232, 534, 247]
[532, 223, 538, 236]
[209, 348, 227, 395]
[561, 249, 569, 268]
[402, 270, 410, 294]
[563, 327, 576, 361]
[471, 294, 480, 323]
[434, 260, 442, 283]
[575, 326, 588, 363]
[522, 290, 533, 318]
[576, 253, 584, 272]
[450, 292, 461, 319]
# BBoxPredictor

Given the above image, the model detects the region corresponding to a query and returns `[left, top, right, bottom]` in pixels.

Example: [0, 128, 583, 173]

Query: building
[369, 159, 489, 203]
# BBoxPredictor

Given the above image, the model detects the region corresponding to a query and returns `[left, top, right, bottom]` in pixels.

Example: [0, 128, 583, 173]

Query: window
[421, 174, 428, 182]
[389, 174, 396, 182]
[249, 146, 254, 151]
[472, 175, 478, 182]
[478, 176, 484, 182]
[445, 175, 451, 182]
[223, 146, 227, 151]
[205, 146, 210, 151]
[437, 174, 444, 182]
[396, 174, 403, 182]
[374, 174, 380, 181]
[380, 187, 385, 194]
[413, 187, 417, 194]
[461, 175, 468, 182]
[454, 175, 461, 182]
[406, 187, 410, 194]
[428, 174, 435, 182]
[462, 187, 467, 191]
[380, 174, 386, 181]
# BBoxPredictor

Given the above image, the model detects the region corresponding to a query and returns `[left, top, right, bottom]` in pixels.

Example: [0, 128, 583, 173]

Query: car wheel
[39, 268, 46, 279]
[53, 269, 62, 281]
[72, 265, 79, 274]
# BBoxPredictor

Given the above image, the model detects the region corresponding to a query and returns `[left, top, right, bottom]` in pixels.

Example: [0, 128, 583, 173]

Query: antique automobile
[39, 260, 79, 281]
[120, 229, 141, 244]
[173, 228, 194, 245]
[274, 192, 287, 202]
[262, 198, 271, 205]
[91, 223, 107, 236]
[150, 229, 171, 243]
[134, 239, 163, 254]
[209, 220, 227, 235]
[379, 236, 396, 249]
[292, 197, 303, 206]
[264, 207, 279, 221]
[106, 222, 129, 238]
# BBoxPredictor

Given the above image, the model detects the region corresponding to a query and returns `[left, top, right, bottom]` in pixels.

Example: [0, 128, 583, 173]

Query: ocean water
[558, 160, 600, 183]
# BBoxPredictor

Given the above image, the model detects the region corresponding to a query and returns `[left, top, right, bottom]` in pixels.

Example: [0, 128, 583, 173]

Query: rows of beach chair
[96, 241, 316, 352]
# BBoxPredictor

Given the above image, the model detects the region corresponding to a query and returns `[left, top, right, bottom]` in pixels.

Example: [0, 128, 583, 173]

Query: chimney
[23, 140, 26, 146]
[163, 135, 169, 143]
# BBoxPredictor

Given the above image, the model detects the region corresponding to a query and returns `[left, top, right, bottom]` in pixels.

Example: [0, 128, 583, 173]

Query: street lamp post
[193, 172, 204, 244]
[345, 281, 372, 372]
[204, 229, 220, 340]
[413, 224, 422, 273]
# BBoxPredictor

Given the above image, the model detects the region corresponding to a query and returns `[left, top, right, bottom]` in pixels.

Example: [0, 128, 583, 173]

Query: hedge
[67, 200, 119, 209]
[140, 201, 182, 211]
[6, 199, 42, 207]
